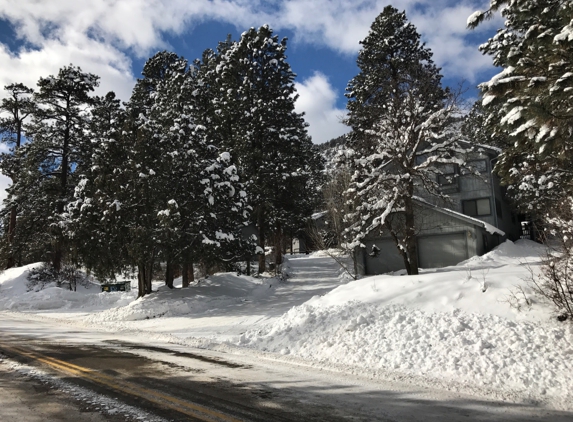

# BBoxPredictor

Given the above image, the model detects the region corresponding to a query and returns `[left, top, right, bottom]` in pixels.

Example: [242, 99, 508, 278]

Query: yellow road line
[1, 344, 243, 422]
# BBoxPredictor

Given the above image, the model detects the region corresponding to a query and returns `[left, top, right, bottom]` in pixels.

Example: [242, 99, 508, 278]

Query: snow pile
[238, 241, 573, 409]
[0, 263, 133, 312]
[0, 264, 39, 298]
[239, 302, 573, 407]
[83, 273, 274, 323]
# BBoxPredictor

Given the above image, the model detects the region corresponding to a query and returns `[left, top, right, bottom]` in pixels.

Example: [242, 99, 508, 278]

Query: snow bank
[239, 302, 573, 408]
[83, 273, 273, 323]
[0, 263, 133, 312]
[238, 241, 573, 409]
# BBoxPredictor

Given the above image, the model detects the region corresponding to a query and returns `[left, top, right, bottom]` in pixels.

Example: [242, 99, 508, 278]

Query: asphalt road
[1, 315, 572, 422]
[0, 336, 353, 422]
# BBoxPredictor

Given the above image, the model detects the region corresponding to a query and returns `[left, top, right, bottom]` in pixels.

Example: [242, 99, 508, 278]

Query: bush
[27, 263, 91, 292]
[532, 251, 573, 322]
[532, 198, 573, 322]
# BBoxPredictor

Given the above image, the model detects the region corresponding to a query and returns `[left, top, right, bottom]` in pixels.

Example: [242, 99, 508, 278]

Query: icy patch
[0, 354, 166, 422]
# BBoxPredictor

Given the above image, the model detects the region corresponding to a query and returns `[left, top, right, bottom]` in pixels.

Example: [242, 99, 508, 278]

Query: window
[461, 159, 488, 175]
[470, 159, 488, 173]
[463, 198, 491, 217]
[438, 163, 459, 188]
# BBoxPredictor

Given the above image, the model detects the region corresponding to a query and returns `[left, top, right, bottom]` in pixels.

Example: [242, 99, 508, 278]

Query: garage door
[418, 233, 468, 269]
[364, 239, 405, 274]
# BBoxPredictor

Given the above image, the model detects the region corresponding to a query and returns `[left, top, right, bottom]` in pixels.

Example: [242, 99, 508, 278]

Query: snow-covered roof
[413, 197, 505, 236]
[457, 139, 502, 155]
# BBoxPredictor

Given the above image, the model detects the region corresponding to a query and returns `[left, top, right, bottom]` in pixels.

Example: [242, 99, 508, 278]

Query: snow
[467, 11, 483, 28]
[1, 241, 572, 411]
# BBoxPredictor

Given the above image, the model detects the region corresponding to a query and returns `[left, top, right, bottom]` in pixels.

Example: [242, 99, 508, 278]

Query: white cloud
[0, 36, 135, 100]
[410, 3, 503, 83]
[0, 0, 501, 144]
[0, 1, 501, 85]
[295, 72, 349, 144]
[0, 174, 9, 204]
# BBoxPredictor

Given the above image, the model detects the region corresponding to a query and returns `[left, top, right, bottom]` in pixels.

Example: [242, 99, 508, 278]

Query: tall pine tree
[344, 6, 467, 275]
[68, 52, 251, 297]
[64, 91, 130, 281]
[204, 26, 322, 273]
[0, 83, 35, 268]
[468, 0, 573, 215]
[18, 66, 99, 270]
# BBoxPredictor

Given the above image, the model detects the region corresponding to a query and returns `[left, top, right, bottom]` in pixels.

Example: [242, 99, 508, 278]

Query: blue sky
[0, 0, 501, 147]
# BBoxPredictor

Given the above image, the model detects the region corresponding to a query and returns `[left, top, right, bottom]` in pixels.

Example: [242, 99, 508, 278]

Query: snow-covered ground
[1, 240, 572, 411]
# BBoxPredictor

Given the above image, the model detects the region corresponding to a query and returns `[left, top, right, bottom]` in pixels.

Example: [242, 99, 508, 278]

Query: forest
[1, 1, 572, 319]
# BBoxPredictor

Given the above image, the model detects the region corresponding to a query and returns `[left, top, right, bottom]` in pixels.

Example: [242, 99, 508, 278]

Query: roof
[413, 196, 505, 236]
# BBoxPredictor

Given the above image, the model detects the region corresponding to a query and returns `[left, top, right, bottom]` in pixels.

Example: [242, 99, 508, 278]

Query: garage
[417, 232, 468, 269]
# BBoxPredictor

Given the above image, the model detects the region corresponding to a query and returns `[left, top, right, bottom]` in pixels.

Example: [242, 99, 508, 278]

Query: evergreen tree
[68, 52, 251, 297]
[0, 83, 35, 267]
[150, 52, 252, 288]
[461, 101, 505, 151]
[204, 26, 322, 273]
[17, 66, 99, 270]
[65, 92, 130, 281]
[343, 6, 467, 275]
[468, 0, 573, 214]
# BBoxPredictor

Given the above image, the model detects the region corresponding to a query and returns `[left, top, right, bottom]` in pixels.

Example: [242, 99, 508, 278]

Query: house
[356, 145, 522, 275]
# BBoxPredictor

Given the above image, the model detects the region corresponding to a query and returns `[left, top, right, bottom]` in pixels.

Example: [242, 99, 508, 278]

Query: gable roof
[413, 196, 505, 236]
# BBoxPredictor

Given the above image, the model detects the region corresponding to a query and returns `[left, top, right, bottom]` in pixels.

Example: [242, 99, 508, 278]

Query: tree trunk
[404, 193, 419, 275]
[165, 261, 174, 289]
[137, 264, 146, 298]
[182, 261, 194, 288]
[145, 262, 153, 295]
[53, 240, 63, 272]
[6, 121, 23, 269]
[53, 110, 70, 272]
[274, 222, 282, 274]
[137, 260, 154, 297]
[5, 206, 17, 269]
[257, 206, 266, 274]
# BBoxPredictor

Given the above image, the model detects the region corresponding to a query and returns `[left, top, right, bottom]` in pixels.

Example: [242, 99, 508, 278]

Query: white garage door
[418, 233, 468, 269]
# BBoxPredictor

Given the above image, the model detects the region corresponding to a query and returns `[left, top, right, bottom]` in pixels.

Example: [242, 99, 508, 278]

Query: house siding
[357, 204, 492, 275]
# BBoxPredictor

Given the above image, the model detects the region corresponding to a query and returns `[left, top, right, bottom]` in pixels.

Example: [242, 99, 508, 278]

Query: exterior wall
[360, 238, 404, 274]
[358, 205, 486, 275]
[491, 172, 521, 240]
[417, 232, 468, 269]
[355, 147, 517, 276]
[415, 150, 520, 239]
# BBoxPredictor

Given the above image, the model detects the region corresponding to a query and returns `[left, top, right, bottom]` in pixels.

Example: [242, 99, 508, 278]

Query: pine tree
[0, 83, 35, 268]
[343, 6, 467, 275]
[65, 91, 130, 281]
[68, 52, 252, 297]
[461, 101, 505, 151]
[18, 66, 99, 270]
[204, 26, 322, 273]
[151, 52, 252, 287]
[468, 0, 573, 214]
